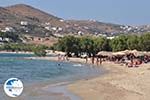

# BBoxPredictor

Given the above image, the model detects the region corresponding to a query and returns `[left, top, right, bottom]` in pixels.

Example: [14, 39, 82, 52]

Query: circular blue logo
[4, 78, 23, 97]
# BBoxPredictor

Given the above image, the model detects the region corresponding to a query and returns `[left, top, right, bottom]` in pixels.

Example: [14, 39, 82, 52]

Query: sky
[0, 0, 150, 25]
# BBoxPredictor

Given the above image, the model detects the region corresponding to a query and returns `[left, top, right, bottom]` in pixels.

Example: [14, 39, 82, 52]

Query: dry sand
[68, 61, 150, 100]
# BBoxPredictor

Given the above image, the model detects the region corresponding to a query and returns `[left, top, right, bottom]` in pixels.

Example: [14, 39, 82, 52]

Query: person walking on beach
[91, 56, 95, 64]
[96, 57, 99, 66]
[99, 57, 102, 65]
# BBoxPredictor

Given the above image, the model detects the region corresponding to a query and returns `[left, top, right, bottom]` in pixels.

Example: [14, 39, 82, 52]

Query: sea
[0, 53, 106, 100]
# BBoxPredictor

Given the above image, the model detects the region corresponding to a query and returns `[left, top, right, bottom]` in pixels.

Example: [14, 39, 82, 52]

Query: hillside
[0, 3, 149, 38]
[66, 20, 122, 35]
[6, 4, 61, 23]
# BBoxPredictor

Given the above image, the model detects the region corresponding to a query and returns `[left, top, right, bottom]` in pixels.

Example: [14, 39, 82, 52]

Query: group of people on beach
[85, 56, 103, 66]
[57, 54, 69, 61]
[102, 54, 149, 67]
[85, 52, 150, 67]
[57, 51, 150, 68]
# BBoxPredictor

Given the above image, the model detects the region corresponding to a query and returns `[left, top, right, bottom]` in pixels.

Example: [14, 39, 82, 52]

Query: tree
[127, 35, 140, 50]
[93, 37, 111, 53]
[52, 33, 150, 57]
[110, 35, 128, 52]
[139, 33, 150, 51]
[80, 36, 94, 56]
[56, 36, 81, 56]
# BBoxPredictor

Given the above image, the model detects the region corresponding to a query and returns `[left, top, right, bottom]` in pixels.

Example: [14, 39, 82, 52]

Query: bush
[34, 49, 46, 57]
[33, 46, 47, 57]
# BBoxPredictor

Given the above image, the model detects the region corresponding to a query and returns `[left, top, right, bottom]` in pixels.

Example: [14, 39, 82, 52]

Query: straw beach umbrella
[120, 50, 130, 54]
[112, 52, 126, 56]
[55, 51, 66, 55]
[130, 49, 138, 53]
[140, 51, 150, 56]
[97, 51, 112, 56]
[134, 52, 145, 57]
[129, 50, 145, 57]
[147, 52, 150, 56]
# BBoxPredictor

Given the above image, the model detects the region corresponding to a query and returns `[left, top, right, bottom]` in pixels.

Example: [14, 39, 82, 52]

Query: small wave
[73, 64, 83, 67]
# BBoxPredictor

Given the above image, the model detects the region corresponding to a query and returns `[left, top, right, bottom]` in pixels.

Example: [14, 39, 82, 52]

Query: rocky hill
[6, 4, 60, 22]
[0, 4, 149, 38]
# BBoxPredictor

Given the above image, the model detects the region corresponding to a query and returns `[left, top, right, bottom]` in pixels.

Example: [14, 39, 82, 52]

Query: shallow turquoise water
[0, 53, 104, 85]
[0, 53, 105, 100]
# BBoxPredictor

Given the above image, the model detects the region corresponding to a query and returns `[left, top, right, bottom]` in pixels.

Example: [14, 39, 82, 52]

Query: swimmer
[57, 63, 63, 70]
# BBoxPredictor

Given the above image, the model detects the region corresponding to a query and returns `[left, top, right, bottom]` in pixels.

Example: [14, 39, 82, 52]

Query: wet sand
[0, 82, 81, 100]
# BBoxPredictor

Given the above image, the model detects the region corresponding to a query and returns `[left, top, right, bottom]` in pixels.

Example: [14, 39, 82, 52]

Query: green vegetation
[111, 33, 150, 51]
[52, 36, 110, 57]
[0, 31, 150, 57]
[0, 43, 36, 51]
[52, 33, 150, 56]
[33, 45, 47, 57]
[110, 35, 129, 52]
[0, 31, 48, 56]
[0, 32, 21, 42]
[0, 43, 48, 57]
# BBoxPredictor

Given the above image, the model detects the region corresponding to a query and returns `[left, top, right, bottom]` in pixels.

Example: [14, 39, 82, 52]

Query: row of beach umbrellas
[97, 50, 150, 57]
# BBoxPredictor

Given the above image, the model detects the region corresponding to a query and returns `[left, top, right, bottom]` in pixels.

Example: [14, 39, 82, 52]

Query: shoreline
[0, 54, 105, 100]
[0, 51, 34, 54]
[23, 56, 150, 100]
[1, 53, 150, 100]
[22, 56, 107, 100]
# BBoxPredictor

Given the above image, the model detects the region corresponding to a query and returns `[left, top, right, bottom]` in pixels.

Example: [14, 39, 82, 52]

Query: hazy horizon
[0, 0, 150, 25]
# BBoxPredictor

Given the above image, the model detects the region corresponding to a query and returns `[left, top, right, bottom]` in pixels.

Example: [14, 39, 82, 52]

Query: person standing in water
[58, 54, 61, 61]
[66, 55, 69, 61]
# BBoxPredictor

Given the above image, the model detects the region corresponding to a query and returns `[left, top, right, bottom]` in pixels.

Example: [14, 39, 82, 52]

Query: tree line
[0, 32, 48, 56]
[0, 43, 48, 56]
[52, 33, 150, 57]
[0, 32, 150, 57]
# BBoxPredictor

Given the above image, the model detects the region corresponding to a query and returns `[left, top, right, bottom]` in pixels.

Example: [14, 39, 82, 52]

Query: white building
[78, 31, 84, 35]
[59, 19, 64, 22]
[4, 38, 10, 41]
[58, 27, 63, 31]
[45, 22, 50, 25]
[51, 27, 57, 31]
[21, 21, 28, 26]
[1, 27, 14, 32]
[0, 37, 3, 41]
[54, 34, 64, 37]
[45, 26, 51, 30]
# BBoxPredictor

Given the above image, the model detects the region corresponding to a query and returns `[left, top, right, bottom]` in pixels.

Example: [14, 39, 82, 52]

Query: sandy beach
[24, 55, 150, 100]
[68, 61, 150, 100]
[0, 52, 149, 100]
